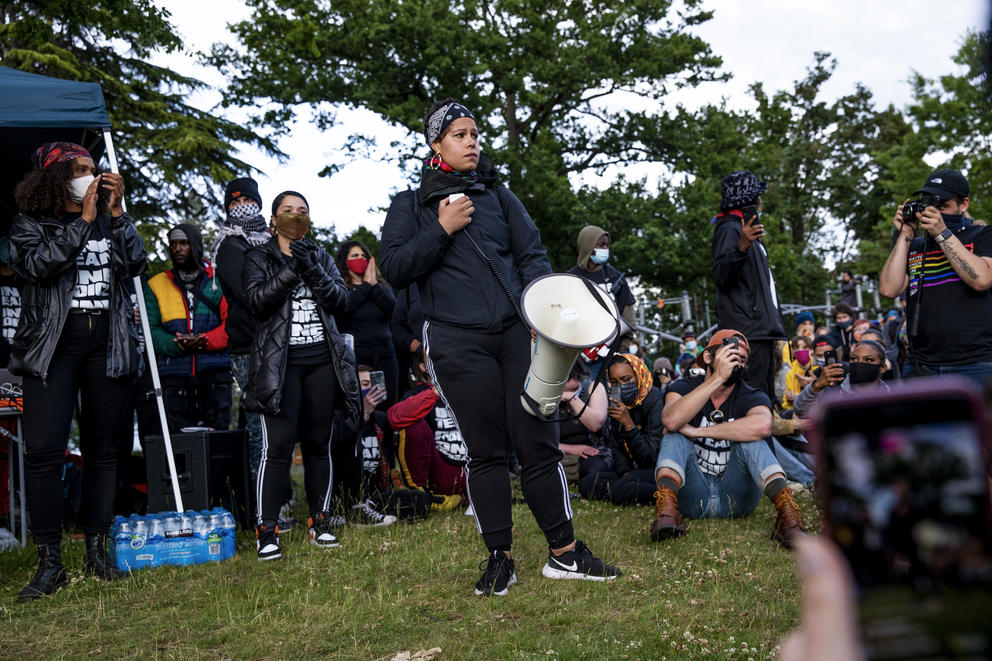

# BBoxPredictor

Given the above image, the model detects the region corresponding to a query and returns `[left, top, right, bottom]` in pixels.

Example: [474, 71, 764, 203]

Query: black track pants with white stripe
[424, 319, 574, 551]
[257, 360, 337, 524]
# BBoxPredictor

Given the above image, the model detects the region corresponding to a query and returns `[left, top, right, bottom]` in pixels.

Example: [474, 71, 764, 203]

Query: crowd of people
[2, 98, 988, 609]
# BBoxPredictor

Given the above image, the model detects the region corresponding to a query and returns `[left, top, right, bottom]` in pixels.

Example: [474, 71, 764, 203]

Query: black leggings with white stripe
[424, 319, 574, 552]
[257, 360, 336, 524]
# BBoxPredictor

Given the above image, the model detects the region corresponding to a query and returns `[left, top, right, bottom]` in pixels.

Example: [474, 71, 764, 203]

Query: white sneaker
[351, 499, 398, 527]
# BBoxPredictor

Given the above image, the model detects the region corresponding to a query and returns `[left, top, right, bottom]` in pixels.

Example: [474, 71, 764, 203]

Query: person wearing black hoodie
[381, 98, 619, 596]
[711, 170, 787, 399]
[143, 224, 231, 431]
[214, 178, 269, 488]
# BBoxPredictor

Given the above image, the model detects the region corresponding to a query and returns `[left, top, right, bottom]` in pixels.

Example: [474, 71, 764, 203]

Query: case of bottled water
[110, 508, 236, 570]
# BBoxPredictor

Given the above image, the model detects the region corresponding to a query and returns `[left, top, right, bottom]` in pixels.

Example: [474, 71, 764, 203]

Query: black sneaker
[350, 500, 398, 527]
[542, 540, 620, 581]
[256, 521, 281, 561]
[308, 512, 340, 548]
[474, 549, 517, 596]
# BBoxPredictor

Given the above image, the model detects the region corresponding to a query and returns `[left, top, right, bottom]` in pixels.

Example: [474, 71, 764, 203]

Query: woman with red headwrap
[10, 142, 146, 601]
[578, 353, 665, 505]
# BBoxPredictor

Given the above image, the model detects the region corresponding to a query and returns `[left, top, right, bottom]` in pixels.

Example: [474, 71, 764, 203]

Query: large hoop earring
[429, 152, 442, 170]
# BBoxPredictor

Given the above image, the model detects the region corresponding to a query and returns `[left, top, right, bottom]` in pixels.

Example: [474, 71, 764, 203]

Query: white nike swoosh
[555, 560, 578, 571]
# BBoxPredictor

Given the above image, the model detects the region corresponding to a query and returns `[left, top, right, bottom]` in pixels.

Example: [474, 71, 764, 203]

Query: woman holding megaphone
[381, 99, 620, 596]
[242, 191, 361, 561]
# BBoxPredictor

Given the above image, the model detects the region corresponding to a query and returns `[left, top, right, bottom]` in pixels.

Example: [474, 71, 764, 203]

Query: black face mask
[849, 362, 881, 385]
[723, 366, 744, 387]
[619, 382, 640, 405]
[941, 212, 965, 232]
[835, 320, 851, 329]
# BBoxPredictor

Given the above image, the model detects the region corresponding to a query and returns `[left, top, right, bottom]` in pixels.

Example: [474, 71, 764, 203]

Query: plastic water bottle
[112, 515, 131, 569]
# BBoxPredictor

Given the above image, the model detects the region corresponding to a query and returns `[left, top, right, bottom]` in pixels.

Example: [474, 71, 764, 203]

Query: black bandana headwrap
[719, 170, 768, 211]
[424, 102, 475, 146]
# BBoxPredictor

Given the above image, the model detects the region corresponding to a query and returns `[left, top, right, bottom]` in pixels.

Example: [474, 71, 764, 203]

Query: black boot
[84, 534, 127, 581]
[17, 542, 68, 602]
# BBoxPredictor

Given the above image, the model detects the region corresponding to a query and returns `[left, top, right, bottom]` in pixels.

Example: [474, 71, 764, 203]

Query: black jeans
[743, 339, 776, 401]
[257, 360, 337, 523]
[423, 319, 574, 551]
[22, 313, 133, 544]
[162, 377, 232, 432]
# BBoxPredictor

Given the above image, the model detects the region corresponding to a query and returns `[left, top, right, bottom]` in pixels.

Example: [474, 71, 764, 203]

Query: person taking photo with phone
[242, 191, 361, 560]
[10, 142, 147, 600]
[711, 171, 787, 401]
[878, 169, 992, 387]
[380, 98, 619, 596]
[792, 340, 890, 419]
[651, 330, 805, 548]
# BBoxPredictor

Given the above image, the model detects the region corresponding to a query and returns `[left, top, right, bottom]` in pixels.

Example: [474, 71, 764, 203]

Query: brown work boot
[771, 487, 805, 549]
[650, 486, 688, 542]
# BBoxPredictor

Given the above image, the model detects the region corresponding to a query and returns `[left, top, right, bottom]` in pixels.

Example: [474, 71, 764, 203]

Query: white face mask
[67, 175, 94, 204]
[685, 340, 698, 351]
[590, 248, 609, 265]
[628, 343, 638, 355]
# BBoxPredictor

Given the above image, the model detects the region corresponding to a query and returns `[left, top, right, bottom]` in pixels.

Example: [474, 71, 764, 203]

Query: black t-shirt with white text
[905, 223, 992, 365]
[0, 273, 21, 343]
[71, 220, 112, 310]
[667, 374, 771, 477]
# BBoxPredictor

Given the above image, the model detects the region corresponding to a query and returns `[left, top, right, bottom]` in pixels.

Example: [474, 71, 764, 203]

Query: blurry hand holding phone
[811, 379, 992, 660]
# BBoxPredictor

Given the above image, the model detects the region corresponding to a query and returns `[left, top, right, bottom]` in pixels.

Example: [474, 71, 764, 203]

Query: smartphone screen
[814, 382, 992, 660]
[369, 370, 386, 392]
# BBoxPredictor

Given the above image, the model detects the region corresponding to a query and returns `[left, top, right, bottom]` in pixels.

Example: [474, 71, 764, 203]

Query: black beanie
[225, 177, 262, 212]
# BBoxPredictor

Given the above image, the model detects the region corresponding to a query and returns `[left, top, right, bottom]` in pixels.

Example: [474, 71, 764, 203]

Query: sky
[153, 0, 990, 236]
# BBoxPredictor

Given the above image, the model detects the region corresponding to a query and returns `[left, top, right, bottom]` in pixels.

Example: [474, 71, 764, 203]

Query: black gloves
[289, 238, 318, 271]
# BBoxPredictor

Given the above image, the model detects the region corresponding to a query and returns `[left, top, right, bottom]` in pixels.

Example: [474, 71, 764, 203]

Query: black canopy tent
[0, 66, 114, 232]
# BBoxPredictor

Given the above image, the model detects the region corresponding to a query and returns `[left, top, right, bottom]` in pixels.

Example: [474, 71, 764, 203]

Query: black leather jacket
[241, 238, 360, 423]
[7, 212, 147, 380]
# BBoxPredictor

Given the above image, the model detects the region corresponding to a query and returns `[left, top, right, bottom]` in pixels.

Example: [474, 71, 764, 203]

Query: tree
[0, 0, 280, 263]
[210, 0, 725, 268]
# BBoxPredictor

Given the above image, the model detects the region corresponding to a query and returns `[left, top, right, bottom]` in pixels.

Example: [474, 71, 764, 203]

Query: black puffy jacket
[7, 212, 147, 380]
[241, 238, 360, 423]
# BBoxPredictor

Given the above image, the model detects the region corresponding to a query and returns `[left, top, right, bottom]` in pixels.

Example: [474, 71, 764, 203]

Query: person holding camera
[651, 330, 804, 548]
[242, 191, 361, 560]
[10, 142, 147, 600]
[879, 169, 992, 385]
[381, 98, 619, 596]
[711, 171, 787, 400]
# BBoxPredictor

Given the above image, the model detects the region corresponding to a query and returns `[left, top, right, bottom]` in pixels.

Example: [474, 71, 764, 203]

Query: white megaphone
[520, 273, 622, 418]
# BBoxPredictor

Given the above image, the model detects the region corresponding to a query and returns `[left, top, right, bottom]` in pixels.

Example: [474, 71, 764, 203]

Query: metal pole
[681, 291, 691, 332]
[855, 281, 864, 318]
[103, 128, 184, 512]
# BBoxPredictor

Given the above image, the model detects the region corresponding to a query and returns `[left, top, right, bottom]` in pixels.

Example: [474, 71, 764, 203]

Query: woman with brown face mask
[241, 191, 362, 560]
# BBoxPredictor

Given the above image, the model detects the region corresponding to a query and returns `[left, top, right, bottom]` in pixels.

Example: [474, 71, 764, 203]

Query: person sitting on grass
[386, 352, 466, 511]
[557, 361, 608, 485]
[578, 354, 663, 506]
[793, 340, 890, 419]
[651, 330, 805, 548]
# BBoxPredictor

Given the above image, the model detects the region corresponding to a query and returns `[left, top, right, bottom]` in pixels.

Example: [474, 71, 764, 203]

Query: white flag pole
[103, 128, 184, 512]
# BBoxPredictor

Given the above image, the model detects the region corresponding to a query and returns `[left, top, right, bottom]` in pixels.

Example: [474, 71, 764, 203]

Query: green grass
[0, 490, 815, 659]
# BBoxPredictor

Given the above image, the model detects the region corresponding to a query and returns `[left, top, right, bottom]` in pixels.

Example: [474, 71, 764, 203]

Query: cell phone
[722, 336, 740, 349]
[369, 370, 386, 392]
[824, 349, 838, 365]
[810, 380, 992, 660]
[739, 204, 758, 225]
[607, 385, 622, 403]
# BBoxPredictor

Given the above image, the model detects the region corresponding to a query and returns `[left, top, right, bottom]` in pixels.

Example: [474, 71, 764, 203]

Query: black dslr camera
[902, 193, 943, 221]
